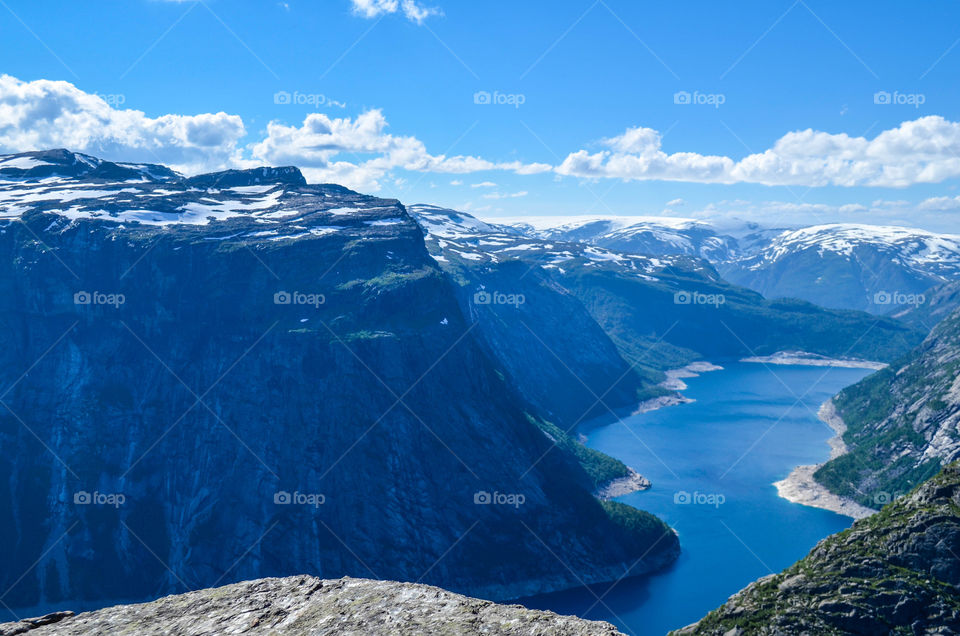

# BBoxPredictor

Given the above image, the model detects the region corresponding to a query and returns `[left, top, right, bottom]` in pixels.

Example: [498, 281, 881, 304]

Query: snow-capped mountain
[489, 213, 960, 316]
[720, 224, 960, 314]
[411, 205, 692, 281]
[410, 205, 920, 375]
[497, 215, 742, 261]
[0, 148, 410, 237]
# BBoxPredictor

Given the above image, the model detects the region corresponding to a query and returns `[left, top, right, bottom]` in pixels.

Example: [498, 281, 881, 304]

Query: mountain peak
[0, 149, 180, 182]
[185, 166, 306, 188]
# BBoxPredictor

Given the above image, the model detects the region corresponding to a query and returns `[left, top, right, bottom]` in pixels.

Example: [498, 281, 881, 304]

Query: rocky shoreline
[589, 362, 723, 497]
[595, 468, 652, 500]
[659, 361, 725, 392]
[630, 361, 724, 415]
[742, 351, 887, 370]
[773, 401, 876, 520]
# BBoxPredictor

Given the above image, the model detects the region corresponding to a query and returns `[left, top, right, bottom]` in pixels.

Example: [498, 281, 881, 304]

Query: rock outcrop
[0, 576, 624, 635]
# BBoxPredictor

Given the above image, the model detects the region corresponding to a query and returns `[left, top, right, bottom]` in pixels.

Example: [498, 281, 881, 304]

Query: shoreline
[591, 361, 723, 498]
[595, 467, 651, 500]
[742, 351, 887, 370]
[773, 401, 876, 520]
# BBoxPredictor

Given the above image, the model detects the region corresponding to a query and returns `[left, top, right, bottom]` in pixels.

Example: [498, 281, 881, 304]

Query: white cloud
[918, 196, 960, 211]
[0, 76, 550, 192]
[349, 0, 440, 24]
[449, 179, 463, 186]
[471, 181, 497, 188]
[558, 117, 960, 188]
[482, 191, 528, 200]
[249, 109, 550, 191]
[0, 75, 246, 174]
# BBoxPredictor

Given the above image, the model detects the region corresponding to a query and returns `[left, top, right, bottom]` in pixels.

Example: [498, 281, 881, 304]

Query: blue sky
[1, 0, 960, 230]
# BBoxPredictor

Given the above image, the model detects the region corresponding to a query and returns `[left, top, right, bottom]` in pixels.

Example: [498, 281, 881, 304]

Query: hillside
[674, 463, 960, 635]
[814, 307, 960, 509]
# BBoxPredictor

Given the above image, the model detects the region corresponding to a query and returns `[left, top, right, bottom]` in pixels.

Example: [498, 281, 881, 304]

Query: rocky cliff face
[0, 576, 625, 635]
[0, 150, 678, 612]
[411, 205, 666, 429]
[674, 463, 960, 635]
[814, 307, 960, 509]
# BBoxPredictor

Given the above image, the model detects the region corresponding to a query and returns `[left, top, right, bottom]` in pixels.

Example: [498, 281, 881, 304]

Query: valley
[0, 149, 958, 634]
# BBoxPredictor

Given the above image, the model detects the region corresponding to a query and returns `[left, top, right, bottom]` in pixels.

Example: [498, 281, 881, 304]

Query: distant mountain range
[492, 214, 960, 316]
[411, 205, 921, 384]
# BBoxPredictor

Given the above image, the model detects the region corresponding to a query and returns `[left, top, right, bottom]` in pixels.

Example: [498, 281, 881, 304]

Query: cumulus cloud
[349, 0, 440, 24]
[918, 196, 960, 211]
[0, 75, 246, 174]
[558, 117, 960, 188]
[249, 109, 550, 190]
[0, 76, 551, 191]
[481, 191, 528, 199]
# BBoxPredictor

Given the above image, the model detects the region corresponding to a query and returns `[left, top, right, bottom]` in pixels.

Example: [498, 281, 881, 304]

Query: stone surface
[0, 577, 624, 636]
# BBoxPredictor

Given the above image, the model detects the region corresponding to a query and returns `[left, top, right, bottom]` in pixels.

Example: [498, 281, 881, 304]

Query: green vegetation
[813, 309, 960, 509]
[528, 415, 629, 488]
[674, 464, 960, 635]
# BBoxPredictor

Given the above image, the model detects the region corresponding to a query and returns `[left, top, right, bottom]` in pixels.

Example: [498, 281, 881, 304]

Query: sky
[1, 0, 960, 231]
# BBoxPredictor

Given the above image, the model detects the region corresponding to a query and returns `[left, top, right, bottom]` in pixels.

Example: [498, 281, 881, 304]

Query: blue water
[518, 361, 873, 636]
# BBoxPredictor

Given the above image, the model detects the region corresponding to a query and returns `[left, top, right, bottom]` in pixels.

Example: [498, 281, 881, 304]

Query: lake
[516, 361, 874, 635]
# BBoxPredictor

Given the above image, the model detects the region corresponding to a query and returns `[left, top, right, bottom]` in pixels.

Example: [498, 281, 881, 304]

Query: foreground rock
[0, 577, 624, 636]
[674, 463, 960, 635]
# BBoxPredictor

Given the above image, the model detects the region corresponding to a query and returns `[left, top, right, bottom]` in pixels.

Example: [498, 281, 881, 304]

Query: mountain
[0, 150, 678, 611]
[411, 205, 673, 427]
[814, 307, 960, 509]
[505, 215, 742, 261]
[500, 216, 960, 315]
[412, 206, 924, 381]
[718, 224, 960, 314]
[674, 463, 960, 635]
[0, 576, 625, 635]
